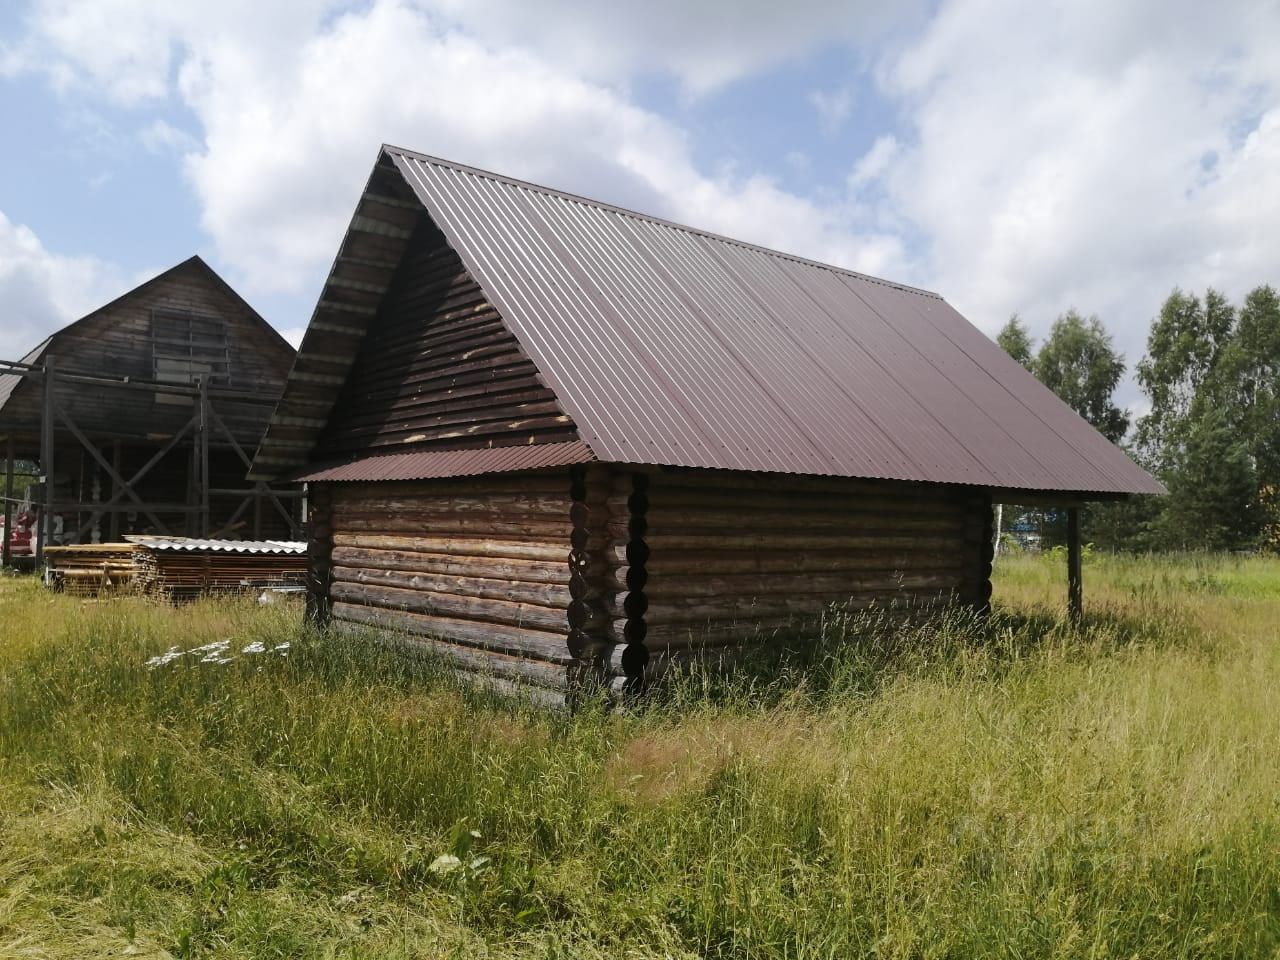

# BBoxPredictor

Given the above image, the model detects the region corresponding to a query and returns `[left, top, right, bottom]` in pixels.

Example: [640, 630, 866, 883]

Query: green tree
[996, 314, 1034, 370]
[1033, 310, 1129, 443]
[1135, 288, 1235, 465]
[1153, 409, 1258, 550]
[1201, 285, 1280, 484]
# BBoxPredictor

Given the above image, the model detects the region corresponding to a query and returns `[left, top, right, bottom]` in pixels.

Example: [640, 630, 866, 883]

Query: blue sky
[1, 0, 1277, 412]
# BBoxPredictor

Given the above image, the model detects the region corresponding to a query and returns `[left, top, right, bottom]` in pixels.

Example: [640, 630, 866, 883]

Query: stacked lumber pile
[44, 544, 138, 596]
[132, 538, 307, 601]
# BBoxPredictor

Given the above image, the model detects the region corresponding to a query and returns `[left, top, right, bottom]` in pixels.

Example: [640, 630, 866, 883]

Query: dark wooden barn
[0, 256, 301, 566]
[251, 145, 1163, 700]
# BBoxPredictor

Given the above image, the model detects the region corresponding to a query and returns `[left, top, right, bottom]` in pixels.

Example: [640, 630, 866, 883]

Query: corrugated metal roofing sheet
[293, 440, 596, 483]
[385, 146, 1162, 496]
[0, 338, 51, 418]
[133, 538, 307, 554]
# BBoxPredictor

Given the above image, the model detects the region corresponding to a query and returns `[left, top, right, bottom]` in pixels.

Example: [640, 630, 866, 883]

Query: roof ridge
[382, 144, 943, 302]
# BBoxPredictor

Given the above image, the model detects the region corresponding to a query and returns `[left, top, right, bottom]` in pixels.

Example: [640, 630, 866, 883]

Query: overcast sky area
[1, 0, 1277, 412]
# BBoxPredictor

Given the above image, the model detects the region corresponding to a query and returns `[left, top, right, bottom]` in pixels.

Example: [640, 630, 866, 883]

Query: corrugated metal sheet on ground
[132, 538, 307, 554]
[294, 440, 596, 483]
[386, 146, 1163, 496]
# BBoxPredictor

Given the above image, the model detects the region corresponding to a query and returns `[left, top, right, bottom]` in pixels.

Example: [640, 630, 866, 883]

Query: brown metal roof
[293, 440, 595, 483]
[386, 147, 1161, 495]
[252, 146, 1162, 497]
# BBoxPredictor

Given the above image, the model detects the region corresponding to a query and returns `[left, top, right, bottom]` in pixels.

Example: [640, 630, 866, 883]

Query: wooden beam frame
[51, 390, 181, 538]
[204, 393, 301, 538]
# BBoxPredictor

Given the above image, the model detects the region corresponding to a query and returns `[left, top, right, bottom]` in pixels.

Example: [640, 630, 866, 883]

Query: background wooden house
[0, 256, 300, 566]
[251, 146, 1164, 700]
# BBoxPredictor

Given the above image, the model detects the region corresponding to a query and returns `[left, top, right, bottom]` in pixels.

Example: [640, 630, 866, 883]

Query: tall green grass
[0, 552, 1278, 958]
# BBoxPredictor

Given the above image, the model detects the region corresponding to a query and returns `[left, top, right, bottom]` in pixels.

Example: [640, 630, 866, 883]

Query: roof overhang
[293, 440, 595, 483]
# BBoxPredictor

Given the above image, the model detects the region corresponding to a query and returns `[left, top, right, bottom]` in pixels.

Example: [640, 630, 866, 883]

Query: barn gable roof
[0, 256, 292, 425]
[252, 145, 1163, 496]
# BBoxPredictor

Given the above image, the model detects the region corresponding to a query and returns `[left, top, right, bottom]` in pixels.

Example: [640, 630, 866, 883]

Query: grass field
[1, 552, 1278, 958]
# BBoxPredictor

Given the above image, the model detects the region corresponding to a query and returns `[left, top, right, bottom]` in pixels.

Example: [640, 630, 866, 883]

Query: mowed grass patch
[0, 553, 1277, 958]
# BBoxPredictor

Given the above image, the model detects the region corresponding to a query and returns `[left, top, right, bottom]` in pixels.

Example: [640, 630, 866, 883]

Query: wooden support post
[306, 483, 334, 628]
[1066, 506, 1083, 624]
[198, 376, 211, 537]
[108, 441, 122, 541]
[252, 482, 263, 540]
[37, 360, 54, 569]
[2, 436, 13, 568]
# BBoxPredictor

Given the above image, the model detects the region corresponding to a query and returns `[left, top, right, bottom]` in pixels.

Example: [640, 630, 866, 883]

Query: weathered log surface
[327, 474, 577, 679]
[332, 606, 571, 686]
[332, 564, 574, 606]
[618, 469, 989, 672]
[322, 463, 991, 697]
[333, 532, 565, 561]
[331, 545, 570, 584]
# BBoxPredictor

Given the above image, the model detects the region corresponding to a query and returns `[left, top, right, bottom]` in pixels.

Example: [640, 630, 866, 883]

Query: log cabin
[250, 145, 1164, 701]
[0, 256, 299, 566]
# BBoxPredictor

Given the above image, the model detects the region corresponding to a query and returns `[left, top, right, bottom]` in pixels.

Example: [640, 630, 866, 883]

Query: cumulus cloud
[809, 86, 855, 133]
[0, 211, 122, 361]
[13, 0, 902, 297]
[871, 0, 1280, 384]
[8, 0, 1280, 417]
[414, 0, 922, 95]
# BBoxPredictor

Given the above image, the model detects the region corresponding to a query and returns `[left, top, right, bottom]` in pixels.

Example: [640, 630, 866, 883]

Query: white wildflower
[428, 854, 462, 875]
[190, 639, 232, 654]
[145, 647, 185, 669]
[241, 641, 267, 655]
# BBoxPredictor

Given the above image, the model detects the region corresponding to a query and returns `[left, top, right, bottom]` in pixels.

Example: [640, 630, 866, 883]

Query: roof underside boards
[294, 440, 595, 483]
[388, 148, 1162, 495]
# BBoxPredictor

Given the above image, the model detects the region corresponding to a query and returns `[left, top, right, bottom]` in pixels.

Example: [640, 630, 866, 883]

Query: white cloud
[809, 86, 855, 132]
[0, 211, 122, 361]
[871, 0, 1280, 396]
[9, 0, 1279, 420]
[20, 0, 900, 297]
[848, 135, 898, 187]
[413, 0, 922, 95]
[140, 118, 199, 155]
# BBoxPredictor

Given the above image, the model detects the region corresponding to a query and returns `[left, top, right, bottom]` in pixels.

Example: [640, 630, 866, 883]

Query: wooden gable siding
[1, 261, 290, 445]
[310, 219, 577, 462]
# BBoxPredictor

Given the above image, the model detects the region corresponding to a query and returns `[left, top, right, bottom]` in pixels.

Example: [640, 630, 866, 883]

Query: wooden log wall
[311, 219, 578, 461]
[567, 464, 611, 691]
[324, 473, 583, 698]
[313, 464, 993, 701]
[615, 469, 993, 682]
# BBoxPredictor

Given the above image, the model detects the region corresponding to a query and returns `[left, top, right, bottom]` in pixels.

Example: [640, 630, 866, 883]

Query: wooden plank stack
[44, 543, 138, 595]
[132, 538, 307, 601]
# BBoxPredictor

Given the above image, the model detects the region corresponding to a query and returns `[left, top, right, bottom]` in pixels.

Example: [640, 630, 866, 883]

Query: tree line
[996, 286, 1279, 553]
